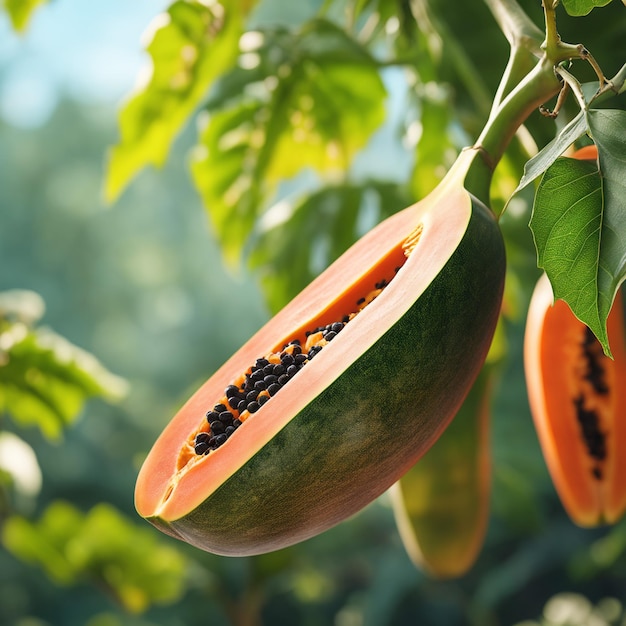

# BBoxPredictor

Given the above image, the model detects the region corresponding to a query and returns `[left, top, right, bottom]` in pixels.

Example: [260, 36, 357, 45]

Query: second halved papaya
[135, 149, 505, 556]
[524, 273, 626, 526]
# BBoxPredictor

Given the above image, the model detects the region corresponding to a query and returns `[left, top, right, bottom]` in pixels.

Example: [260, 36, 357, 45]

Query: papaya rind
[146, 196, 505, 556]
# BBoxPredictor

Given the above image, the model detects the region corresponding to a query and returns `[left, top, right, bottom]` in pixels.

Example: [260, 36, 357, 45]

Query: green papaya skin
[136, 150, 505, 556]
[391, 366, 494, 578]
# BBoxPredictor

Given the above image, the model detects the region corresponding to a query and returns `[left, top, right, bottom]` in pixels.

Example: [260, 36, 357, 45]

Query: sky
[0, 0, 168, 128]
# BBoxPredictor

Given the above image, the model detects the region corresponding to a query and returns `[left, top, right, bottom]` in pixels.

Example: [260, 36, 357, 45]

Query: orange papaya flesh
[391, 365, 493, 579]
[524, 274, 626, 527]
[135, 149, 505, 556]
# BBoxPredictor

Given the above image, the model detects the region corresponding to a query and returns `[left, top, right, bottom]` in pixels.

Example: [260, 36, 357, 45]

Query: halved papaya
[524, 273, 626, 527]
[135, 149, 506, 556]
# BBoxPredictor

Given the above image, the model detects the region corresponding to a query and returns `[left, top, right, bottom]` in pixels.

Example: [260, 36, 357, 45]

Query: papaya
[390, 363, 494, 578]
[134, 148, 506, 556]
[525, 272, 626, 526]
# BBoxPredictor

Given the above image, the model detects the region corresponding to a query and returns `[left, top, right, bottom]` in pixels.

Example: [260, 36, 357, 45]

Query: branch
[473, 56, 562, 169]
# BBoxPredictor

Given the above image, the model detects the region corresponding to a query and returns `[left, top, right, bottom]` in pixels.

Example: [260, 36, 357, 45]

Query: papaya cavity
[576, 326, 608, 480]
[171, 228, 419, 487]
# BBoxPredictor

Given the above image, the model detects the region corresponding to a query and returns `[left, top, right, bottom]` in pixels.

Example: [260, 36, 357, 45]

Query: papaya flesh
[391, 365, 493, 579]
[524, 273, 626, 527]
[135, 149, 506, 556]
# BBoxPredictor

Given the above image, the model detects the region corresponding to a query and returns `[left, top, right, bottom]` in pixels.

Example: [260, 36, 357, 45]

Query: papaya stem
[542, 0, 565, 59]
[465, 56, 561, 198]
[492, 43, 543, 112]
[578, 45, 611, 88]
[585, 63, 625, 107]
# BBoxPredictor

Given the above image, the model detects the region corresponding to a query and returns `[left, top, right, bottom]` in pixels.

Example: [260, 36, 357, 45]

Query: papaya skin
[135, 149, 505, 556]
[524, 273, 626, 527]
[391, 365, 493, 579]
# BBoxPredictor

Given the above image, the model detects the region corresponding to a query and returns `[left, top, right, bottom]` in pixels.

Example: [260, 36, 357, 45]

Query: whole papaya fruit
[390, 363, 494, 578]
[525, 144, 626, 528]
[135, 148, 505, 556]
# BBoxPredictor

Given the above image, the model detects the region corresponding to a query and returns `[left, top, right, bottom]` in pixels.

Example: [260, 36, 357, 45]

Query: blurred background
[1, 0, 626, 625]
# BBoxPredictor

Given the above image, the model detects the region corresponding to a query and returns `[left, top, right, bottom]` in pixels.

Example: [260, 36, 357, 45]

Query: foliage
[105, 0, 255, 203]
[0, 289, 126, 439]
[189, 17, 387, 267]
[0, 96, 268, 625]
[103, 0, 626, 353]
[3, 501, 187, 613]
[0, 285, 189, 620]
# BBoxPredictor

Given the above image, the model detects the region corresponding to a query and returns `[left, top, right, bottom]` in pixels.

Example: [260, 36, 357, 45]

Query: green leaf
[0, 291, 127, 439]
[249, 182, 411, 312]
[561, 0, 613, 16]
[190, 19, 386, 266]
[2, 501, 187, 613]
[531, 158, 608, 351]
[530, 110, 626, 355]
[2, 0, 48, 32]
[104, 0, 251, 202]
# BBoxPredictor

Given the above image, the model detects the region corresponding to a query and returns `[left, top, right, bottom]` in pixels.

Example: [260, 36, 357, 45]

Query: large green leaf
[0, 290, 127, 439]
[190, 18, 387, 266]
[529, 110, 626, 355]
[104, 0, 251, 202]
[530, 158, 606, 349]
[2, 501, 187, 613]
[2, 0, 48, 32]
